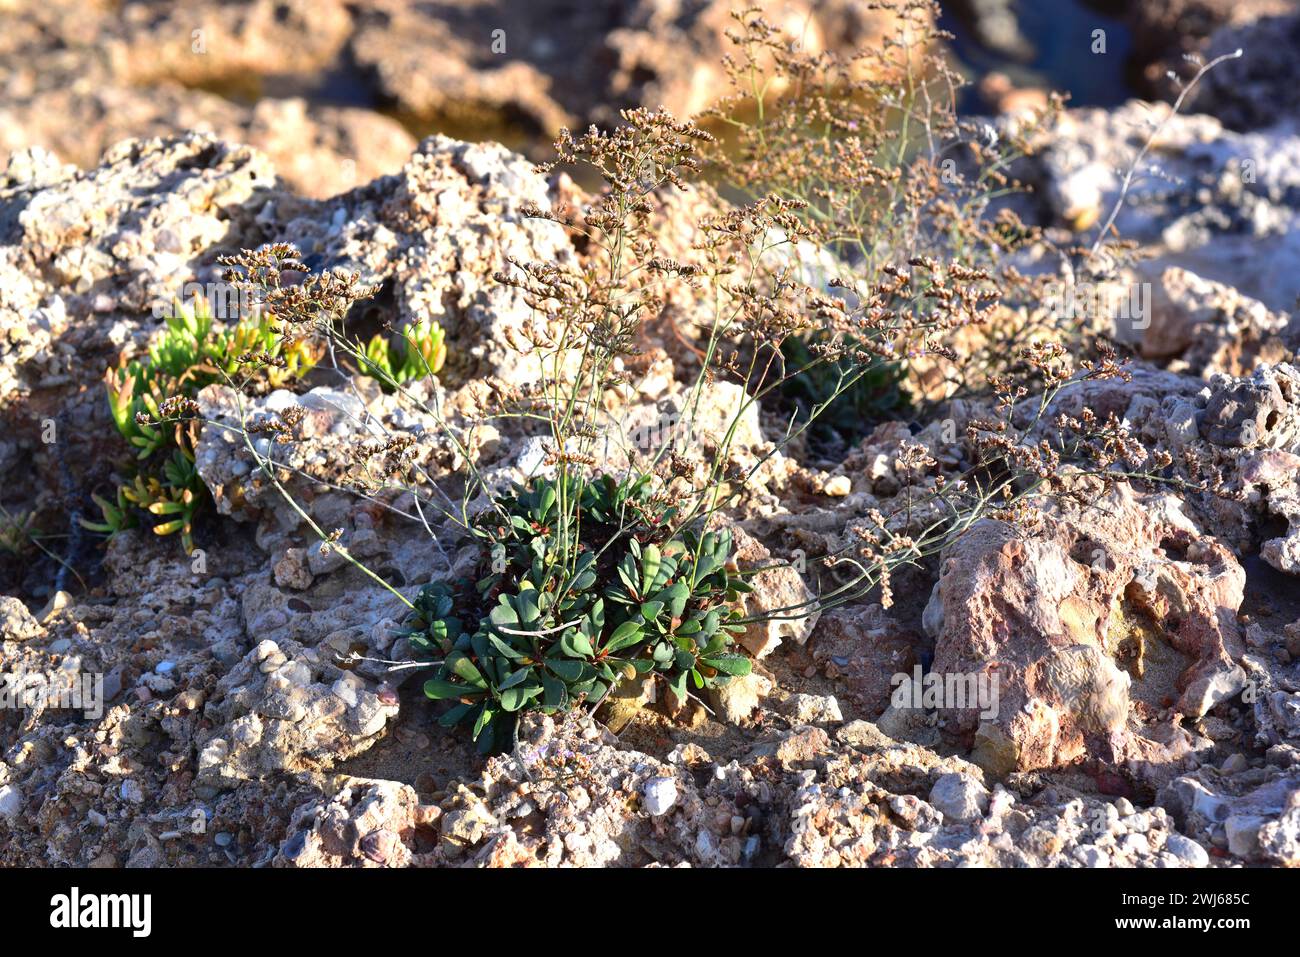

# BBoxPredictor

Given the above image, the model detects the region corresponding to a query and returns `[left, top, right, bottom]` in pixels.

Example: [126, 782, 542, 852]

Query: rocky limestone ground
[3, 103, 1300, 866]
[4, 5, 1300, 869]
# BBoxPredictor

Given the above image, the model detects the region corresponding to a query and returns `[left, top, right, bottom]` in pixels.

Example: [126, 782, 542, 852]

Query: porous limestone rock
[347, 0, 908, 137]
[929, 772, 990, 823]
[1142, 266, 1292, 377]
[275, 777, 428, 868]
[194, 637, 400, 793]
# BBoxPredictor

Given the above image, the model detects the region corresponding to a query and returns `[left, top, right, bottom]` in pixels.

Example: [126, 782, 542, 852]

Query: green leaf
[700, 634, 726, 656]
[668, 670, 688, 703]
[424, 678, 481, 701]
[604, 619, 644, 653]
[701, 653, 752, 676]
[541, 672, 567, 709]
[657, 581, 690, 619]
[497, 667, 532, 691]
[486, 633, 526, 660]
[538, 484, 557, 521]
[477, 723, 502, 755]
[547, 659, 585, 682]
[473, 704, 493, 739]
[588, 598, 606, 631]
[641, 543, 661, 595]
[447, 651, 487, 688]
[693, 534, 729, 584]
[438, 702, 474, 727]
[515, 590, 540, 626]
[616, 553, 641, 596]
[569, 629, 594, 657]
[489, 599, 519, 627]
[500, 683, 542, 712]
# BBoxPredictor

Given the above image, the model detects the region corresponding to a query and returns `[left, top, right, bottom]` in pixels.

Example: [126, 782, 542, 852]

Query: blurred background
[3, 0, 1293, 198]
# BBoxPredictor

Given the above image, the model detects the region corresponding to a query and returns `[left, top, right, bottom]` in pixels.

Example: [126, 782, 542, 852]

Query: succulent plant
[82, 485, 138, 542]
[0, 507, 39, 555]
[123, 450, 204, 554]
[106, 359, 187, 460]
[90, 297, 315, 554]
[402, 473, 753, 753]
[211, 311, 319, 390]
[361, 319, 447, 389]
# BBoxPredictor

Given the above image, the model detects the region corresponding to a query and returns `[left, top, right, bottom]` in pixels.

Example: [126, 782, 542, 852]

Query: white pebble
[0, 785, 22, 820]
[119, 779, 144, 805]
[1165, 833, 1210, 868]
[643, 777, 678, 816]
[822, 475, 851, 497]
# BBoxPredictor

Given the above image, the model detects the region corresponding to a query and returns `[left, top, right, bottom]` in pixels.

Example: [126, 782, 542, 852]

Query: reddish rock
[925, 483, 1246, 775]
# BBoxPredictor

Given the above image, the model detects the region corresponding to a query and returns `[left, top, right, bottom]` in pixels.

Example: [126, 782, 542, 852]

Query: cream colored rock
[728, 525, 818, 659]
[709, 671, 772, 725]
